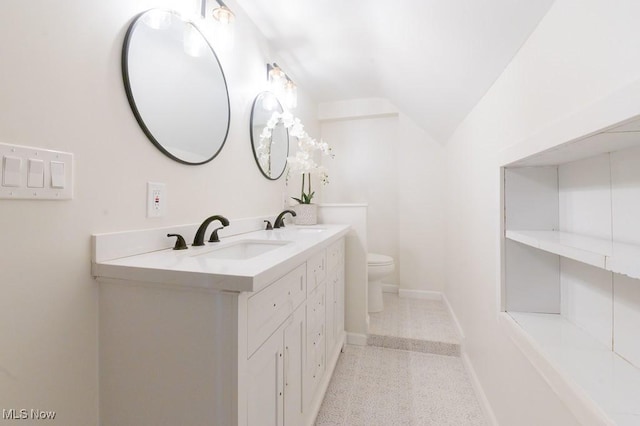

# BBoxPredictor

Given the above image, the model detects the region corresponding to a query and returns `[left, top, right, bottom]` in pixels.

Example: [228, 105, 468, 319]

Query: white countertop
[92, 224, 350, 293]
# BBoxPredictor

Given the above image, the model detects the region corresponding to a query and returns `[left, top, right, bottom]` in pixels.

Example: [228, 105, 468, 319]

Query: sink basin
[193, 240, 291, 260]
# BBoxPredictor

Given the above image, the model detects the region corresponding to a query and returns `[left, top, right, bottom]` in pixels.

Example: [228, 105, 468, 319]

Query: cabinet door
[335, 264, 345, 339]
[304, 285, 326, 407]
[247, 330, 284, 426]
[283, 305, 305, 426]
[325, 270, 336, 357]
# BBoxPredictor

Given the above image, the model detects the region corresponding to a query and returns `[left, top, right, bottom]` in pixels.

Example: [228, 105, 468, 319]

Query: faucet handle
[264, 220, 273, 230]
[208, 227, 224, 243]
[167, 234, 188, 250]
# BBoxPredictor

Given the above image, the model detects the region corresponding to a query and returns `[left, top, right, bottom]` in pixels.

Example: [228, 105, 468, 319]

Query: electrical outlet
[147, 182, 166, 218]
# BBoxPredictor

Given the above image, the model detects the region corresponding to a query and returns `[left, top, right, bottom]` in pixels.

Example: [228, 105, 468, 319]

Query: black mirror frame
[249, 92, 289, 180]
[121, 9, 231, 166]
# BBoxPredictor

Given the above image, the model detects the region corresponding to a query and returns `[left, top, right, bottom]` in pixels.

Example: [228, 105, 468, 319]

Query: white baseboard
[382, 284, 398, 293]
[398, 289, 443, 300]
[443, 294, 496, 425]
[346, 332, 368, 346]
[442, 294, 465, 341]
[461, 351, 498, 426]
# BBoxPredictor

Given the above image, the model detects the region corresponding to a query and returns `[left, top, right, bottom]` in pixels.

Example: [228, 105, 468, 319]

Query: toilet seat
[368, 253, 394, 266]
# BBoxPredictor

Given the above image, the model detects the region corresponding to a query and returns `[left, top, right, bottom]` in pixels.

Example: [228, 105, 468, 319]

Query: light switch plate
[0, 142, 73, 200]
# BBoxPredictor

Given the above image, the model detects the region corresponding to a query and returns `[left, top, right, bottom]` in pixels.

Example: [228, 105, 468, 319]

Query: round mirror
[122, 9, 230, 165]
[250, 92, 289, 180]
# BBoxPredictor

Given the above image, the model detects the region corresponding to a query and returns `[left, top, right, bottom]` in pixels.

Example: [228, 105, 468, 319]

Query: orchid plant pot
[293, 203, 318, 225]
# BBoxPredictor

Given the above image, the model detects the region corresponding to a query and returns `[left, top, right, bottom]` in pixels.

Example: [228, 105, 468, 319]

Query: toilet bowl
[367, 253, 395, 313]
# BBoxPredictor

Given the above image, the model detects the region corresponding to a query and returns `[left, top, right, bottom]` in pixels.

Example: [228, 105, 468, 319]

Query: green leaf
[307, 193, 314, 203]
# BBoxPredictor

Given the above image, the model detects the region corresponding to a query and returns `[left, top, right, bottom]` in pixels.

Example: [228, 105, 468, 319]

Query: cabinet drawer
[327, 239, 345, 272]
[306, 250, 326, 294]
[248, 264, 306, 356]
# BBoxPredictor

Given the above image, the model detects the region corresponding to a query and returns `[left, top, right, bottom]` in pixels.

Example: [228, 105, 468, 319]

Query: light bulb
[207, 3, 234, 51]
[284, 80, 297, 109]
[212, 5, 235, 24]
[268, 65, 287, 101]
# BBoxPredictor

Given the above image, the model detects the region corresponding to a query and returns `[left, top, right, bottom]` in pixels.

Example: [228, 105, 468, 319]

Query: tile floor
[368, 294, 461, 356]
[315, 293, 487, 426]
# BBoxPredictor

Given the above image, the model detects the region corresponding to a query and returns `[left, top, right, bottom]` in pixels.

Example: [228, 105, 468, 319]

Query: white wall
[0, 1, 317, 424]
[397, 114, 445, 292]
[445, 0, 640, 424]
[320, 99, 446, 292]
[320, 115, 399, 270]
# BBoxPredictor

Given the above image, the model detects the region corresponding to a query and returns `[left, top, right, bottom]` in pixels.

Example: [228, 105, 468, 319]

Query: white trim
[398, 289, 443, 300]
[382, 284, 398, 293]
[461, 351, 499, 426]
[347, 332, 368, 346]
[318, 98, 399, 122]
[444, 294, 497, 425]
[442, 294, 465, 341]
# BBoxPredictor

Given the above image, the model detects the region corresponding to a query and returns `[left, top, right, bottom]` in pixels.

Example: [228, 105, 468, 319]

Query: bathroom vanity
[92, 220, 348, 426]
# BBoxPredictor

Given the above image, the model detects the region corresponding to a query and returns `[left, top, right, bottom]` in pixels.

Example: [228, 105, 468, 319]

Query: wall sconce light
[284, 78, 297, 109]
[205, 0, 235, 50]
[181, 0, 235, 56]
[267, 63, 297, 110]
[211, 0, 235, 24]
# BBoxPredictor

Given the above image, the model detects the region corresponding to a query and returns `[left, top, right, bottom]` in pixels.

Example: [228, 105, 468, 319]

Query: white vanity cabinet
[95, 227, 347, 426]
[246, 264, 307, 426]
[501, 117, 640, 425]
[247, 303, 305, 426]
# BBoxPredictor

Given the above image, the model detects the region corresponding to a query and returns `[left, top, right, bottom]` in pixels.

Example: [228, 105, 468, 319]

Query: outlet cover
[147, 182, 166, 218]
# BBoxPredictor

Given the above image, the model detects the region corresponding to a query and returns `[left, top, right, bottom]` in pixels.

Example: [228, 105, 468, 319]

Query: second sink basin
[193, 240, 291, 260]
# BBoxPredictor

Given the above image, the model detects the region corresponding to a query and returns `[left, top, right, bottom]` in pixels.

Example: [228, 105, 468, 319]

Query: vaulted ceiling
[239, 0, 555, 142]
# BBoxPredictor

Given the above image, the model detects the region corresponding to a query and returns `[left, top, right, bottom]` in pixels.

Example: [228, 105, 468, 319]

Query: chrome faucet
[274, 210, 296, 228]
[193, 215, 229, 246]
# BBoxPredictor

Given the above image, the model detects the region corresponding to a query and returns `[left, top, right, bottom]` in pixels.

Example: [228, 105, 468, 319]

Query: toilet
[367, 253, 395, 313]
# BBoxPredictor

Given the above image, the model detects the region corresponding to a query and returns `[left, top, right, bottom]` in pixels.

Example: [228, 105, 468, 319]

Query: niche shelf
[506, 230, 640, 280]
[502, 115, 640, 426]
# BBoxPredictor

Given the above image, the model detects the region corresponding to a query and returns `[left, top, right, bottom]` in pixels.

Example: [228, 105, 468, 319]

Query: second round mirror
[250, 92, 289, 180]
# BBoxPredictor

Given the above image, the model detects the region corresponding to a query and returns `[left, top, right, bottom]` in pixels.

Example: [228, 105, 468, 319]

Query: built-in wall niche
[502, 116, 640, 426]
